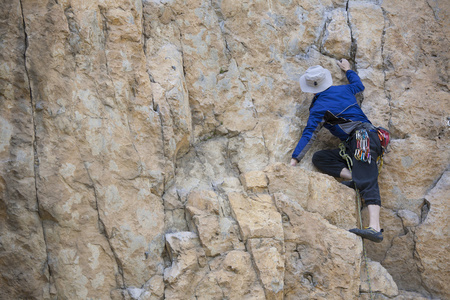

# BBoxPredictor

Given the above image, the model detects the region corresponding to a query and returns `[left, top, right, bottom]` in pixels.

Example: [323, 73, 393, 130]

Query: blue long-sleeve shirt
[292, 70, 371, 161]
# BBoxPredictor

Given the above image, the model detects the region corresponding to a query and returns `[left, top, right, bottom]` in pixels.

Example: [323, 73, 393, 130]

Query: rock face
[0, 0, 449, 299]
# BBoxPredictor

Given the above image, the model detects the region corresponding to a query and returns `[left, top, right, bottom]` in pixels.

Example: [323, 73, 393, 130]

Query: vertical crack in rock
[407, 201, 429, 282]
[425, 0, 442, 23]
[247, 239, 269, 300]
[83, 162, 126, 288]
[260, 129, 271, 164]
[380, 7, 393, 130]
[424, 168, 447, 198]
[98, 6, 118, 107]
[176, 25, 194, 150]
[345, 0, 357, 69]
[317, 16, 333, 57]
[210, 1, 260, 122]
[99, 7, 144, 184]
[63, 6, 81, 57]
[125, 113, 144, 180]
[214, 277, 226, 299]
[224, 139, 241, 179]
[193, 146, 208, 177]
[420, 199, 431, 223]
[140, 6, 158, 112]
[140, 0, 146, 48]
[345, 0, 364, 106]
[18, 0, 54, 296]
[156, 104, 168, 162]
[410, 226, 429, 295]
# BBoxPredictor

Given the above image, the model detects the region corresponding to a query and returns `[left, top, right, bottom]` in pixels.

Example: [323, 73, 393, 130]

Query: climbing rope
[339, 141, 374, 300]
[377, 156, 384, 174]
[339, 143, 352, 170]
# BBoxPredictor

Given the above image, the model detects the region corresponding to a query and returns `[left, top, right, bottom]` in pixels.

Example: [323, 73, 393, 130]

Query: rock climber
[290, 59, 384, 243]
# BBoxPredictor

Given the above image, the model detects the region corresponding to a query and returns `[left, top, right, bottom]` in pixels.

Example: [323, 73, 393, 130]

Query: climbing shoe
[349, 227, 384, 243]
[341, 180, 355, 189]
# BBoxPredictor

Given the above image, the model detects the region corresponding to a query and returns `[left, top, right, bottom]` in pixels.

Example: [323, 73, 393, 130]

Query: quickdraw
[354, 129, 371, 163]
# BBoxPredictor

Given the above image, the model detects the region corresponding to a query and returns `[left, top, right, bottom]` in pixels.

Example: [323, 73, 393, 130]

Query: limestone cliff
[0, 0, 449, 299]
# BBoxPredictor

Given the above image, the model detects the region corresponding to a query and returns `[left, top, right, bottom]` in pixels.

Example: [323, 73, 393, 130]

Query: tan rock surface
[0, 1, 50, 299]
[1, 0, 449, 298]
[186, 190, 244, 256]
[415, 172, 450, 299]
[360, 259, 398, 298]
[195, 250, 266, 300]
[265, 163, 357, 229]
[240, 170, 269, 193]
[229, 192, 283, 241]
[248, 238, 285, 300]
[276, 193, 362, 299]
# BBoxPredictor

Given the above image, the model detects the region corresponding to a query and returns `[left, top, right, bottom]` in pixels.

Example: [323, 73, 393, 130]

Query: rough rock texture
[0, 0, 449, 299]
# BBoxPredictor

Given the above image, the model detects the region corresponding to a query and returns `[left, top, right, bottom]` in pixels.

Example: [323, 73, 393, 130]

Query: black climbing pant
[312, 130, 383, 206]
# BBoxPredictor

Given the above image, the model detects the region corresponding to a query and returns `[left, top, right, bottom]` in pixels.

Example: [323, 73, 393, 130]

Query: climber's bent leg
[312, 149, 348, 178]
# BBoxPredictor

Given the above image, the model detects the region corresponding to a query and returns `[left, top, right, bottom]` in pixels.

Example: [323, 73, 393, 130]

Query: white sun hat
[299, 65, 333, 93]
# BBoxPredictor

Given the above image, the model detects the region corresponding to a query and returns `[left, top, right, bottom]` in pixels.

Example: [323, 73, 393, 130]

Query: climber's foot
[349, 227, 384, 243]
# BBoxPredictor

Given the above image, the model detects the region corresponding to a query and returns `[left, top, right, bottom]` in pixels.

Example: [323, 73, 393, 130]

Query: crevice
[63, 6, 81, 56]
[141, 3, 172, 186]
[124, 111, 144, 181]
[410, 228, 433, 298]
[192, 145, 208, 177]
[317, 15, 332, 55]
[140, 0, 145, 47]
[154, 104, 168, 160]
[345, 0, 365, 108]
[209, 2, 265, 164]
[419, 199, 430, 223]
[246, 239, 269, 300]
[380, 7, 393, 131]
[425, 0, 442, 23]
[224, 139, 241, 179]
[100, 6, 143, 183]
[172, 23, 191, 168]
[260, 127, 271, 165]
[98, 6, 118, 108]
[424, 167, 448, 197]
[214, 277, 226, 299]
[19, 0, 55, 296]
[233, 57, 259, 122]
[140, 1, 157, 112]
[345, 0, 358, 70]
[83, 162, 126, 288]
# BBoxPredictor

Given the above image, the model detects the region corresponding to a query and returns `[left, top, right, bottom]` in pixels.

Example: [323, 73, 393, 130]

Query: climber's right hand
[337, 59, 351, 72]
